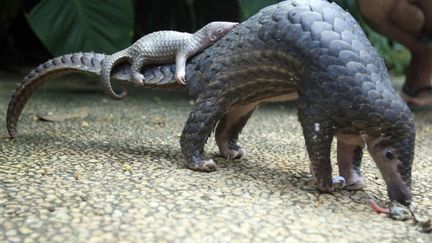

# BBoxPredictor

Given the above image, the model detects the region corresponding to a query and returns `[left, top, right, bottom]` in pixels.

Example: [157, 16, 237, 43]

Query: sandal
[401, 84, 432, 108]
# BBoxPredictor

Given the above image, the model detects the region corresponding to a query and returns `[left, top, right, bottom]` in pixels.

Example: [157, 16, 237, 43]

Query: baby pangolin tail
[100, 50, 130, 100]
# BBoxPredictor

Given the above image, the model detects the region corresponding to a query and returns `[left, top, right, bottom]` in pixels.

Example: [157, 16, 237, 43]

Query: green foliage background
[27, 0, 134, 56]
[26, 0, 281, 55]
[15, 0, 410, 74]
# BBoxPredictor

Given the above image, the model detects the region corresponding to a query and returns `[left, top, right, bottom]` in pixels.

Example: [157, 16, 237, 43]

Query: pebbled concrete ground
[0, 73, 431, 242]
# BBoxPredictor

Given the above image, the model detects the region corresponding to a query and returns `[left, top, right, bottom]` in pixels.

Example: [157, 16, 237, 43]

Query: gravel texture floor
[0, 73, 431, 242]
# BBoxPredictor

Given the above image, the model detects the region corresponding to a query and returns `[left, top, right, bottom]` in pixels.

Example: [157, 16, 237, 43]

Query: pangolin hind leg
[215, 103, 256, 160]
[180, 94, 226, 172]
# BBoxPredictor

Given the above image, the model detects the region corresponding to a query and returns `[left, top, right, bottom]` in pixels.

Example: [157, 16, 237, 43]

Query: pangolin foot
[332, 176, 346, 190]
[185, 157, 218, 172]
[226, 148, 246, 160]
[343, 177, 365, 190]
[315, 179, 335, 193]
[220, 143, 246, 160]
[341, 172, 365, 190]
[131, 72, 145, 86]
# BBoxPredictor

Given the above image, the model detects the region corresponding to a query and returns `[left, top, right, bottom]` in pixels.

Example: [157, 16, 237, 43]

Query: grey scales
[6, 0, 416, 206]
[100, 21, 238, 100]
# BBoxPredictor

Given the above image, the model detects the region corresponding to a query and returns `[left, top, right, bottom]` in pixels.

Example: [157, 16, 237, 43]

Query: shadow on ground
[0, 74, 431, 241]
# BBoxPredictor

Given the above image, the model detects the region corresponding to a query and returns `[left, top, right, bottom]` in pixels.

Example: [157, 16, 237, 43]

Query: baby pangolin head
[204, 21, 239, 42]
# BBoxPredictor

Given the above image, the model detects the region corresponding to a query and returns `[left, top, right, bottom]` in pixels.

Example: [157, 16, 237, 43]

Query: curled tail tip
[106, 86, 128, 100]
[100, 71, 127, 100]
[100, 51, 129, 100]
[114, 87, 128, 100]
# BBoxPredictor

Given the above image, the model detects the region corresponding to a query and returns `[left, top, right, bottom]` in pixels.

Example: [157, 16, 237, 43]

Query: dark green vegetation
[27, 0, 134, 55]
[0, 0, 409, 74]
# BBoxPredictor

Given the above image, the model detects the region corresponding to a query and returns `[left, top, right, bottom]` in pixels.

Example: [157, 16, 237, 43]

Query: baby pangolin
[100, 21, 238, 100]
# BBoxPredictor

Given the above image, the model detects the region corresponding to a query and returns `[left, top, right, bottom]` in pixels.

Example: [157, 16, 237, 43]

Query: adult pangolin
[6, 0, 416, 205]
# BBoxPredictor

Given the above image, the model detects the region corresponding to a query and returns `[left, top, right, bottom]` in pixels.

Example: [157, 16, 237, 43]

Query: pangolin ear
[209, 33, 218, 42]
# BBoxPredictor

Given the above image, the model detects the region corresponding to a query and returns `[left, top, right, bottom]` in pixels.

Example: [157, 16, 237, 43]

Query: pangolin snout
[387, 182, 411, 206]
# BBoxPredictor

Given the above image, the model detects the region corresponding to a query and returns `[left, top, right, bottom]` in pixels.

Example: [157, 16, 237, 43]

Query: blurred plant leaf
[365, 28, 411, 75]
[237, 0, 281, 20]
[27, 0, 134, 56]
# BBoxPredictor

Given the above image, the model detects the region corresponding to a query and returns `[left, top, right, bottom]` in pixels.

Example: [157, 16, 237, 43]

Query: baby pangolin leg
[175, 47, 195, 85]
[175, 53, 187, 85]
[336, 139, 365, 190]
[215, 103, 256, 160]
[130, 56, 146, 85]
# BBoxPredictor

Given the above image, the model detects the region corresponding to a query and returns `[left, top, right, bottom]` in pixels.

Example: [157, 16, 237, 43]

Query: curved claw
[131, 72, 145, 86]
[175, 72, 187, 85]
[223, 147, 246, 160]
[185, 158, 218, 172]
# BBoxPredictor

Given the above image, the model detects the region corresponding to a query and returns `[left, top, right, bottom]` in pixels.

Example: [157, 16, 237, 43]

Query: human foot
[401, 85, 432, 107]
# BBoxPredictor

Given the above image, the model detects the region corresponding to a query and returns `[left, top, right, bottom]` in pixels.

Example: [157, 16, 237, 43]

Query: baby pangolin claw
[131, 73, 145, 86]
[175, 71, 187, 85]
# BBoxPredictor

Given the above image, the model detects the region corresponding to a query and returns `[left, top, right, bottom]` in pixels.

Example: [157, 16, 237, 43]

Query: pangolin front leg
[299, 107, 335, 192]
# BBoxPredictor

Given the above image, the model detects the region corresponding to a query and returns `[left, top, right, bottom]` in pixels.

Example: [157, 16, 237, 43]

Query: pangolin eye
[217, 28, 224, 33]
[385, 151, 394, 160]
